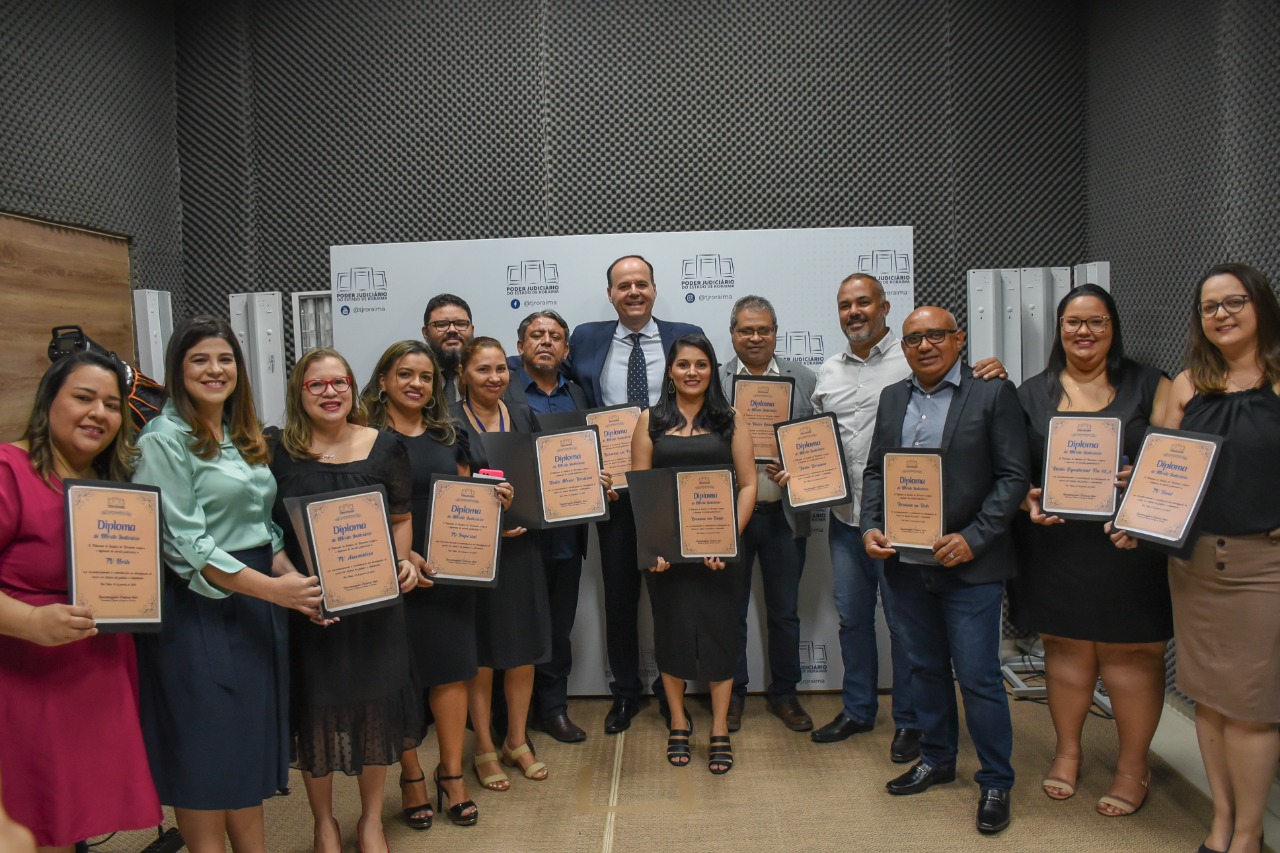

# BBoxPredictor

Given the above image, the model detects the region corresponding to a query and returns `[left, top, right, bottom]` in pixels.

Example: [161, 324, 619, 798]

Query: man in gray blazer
[718, 295, 817, 733]
[861, 306, 1029, 836]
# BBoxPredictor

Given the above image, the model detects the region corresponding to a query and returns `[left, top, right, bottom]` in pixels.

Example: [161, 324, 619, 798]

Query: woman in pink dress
[0, 351, 161, 850]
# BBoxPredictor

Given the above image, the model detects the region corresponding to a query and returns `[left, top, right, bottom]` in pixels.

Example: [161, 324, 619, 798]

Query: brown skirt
[1168, 530, 1280, 722]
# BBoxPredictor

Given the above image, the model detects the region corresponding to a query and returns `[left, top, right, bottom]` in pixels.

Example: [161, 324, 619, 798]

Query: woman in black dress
[451, 337, 553, 788]
[1011, 285, 1173, 817]
[631, 334, 756, 774]
[360, 340, 479, 828]
[269, 347, 421, 853]
[1117, 264, 1280, 853]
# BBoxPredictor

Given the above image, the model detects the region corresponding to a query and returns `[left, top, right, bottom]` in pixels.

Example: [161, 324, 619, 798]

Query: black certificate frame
[1040, 415, 1123, 521]
[774, 411, 853, 512]
[421, 474, 505, 588]
[64, 478, 163, 633]
[283, 484, 402, 619]
[732, 374, 796, 463]
[1111, 427, 1223, 550]
[479, 425, 610, 529]
[627, 464, 739, 569]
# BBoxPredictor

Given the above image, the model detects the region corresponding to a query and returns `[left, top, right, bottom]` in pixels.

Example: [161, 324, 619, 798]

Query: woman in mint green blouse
[132, 317, 323, 853]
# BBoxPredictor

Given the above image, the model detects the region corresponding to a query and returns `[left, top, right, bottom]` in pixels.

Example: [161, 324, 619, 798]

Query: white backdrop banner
[331, 226, 914, 695]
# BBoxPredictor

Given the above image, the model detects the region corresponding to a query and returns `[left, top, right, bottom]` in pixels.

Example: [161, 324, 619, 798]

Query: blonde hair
[280, 347, 368, 460]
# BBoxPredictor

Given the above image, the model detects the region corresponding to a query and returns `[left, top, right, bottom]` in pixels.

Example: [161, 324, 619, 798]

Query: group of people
[0, 255, 1275, 853]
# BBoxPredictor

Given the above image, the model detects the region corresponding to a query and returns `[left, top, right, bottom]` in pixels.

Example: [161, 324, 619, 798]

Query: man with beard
[421, 293, 474, 403]
[808, 274, 1004, 763]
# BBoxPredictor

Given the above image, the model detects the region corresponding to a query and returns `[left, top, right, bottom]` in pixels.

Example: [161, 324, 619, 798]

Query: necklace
[312, 424, 351, 461]
[1227, 368, 1263, 391]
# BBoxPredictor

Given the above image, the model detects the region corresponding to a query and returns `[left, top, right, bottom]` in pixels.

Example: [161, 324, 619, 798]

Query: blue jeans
[828, 517, 916, 727]
[886, 566, 1014, 790]
[732, 505, 806, 701]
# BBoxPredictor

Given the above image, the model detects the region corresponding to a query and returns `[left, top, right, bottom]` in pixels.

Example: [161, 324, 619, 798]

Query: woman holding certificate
[133, 318, 324, 852]
[0, 352, 161, 850]
[1011, 284, 1173, 817]
[361, 340, 480, 828]
[269, 347, 422, 853]
[452, 337, 553, 789]
[632, 334, 757, 775]
[1133, 263, 1280, 853]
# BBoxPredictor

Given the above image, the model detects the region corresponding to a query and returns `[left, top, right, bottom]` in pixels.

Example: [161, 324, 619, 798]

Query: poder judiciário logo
[857, 249, 912, 287]
[778, 330, 825, 367]
[334, 266, 390, 314]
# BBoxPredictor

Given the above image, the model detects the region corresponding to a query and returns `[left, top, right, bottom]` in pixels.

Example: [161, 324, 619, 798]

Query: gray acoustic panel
[0, 0, 185, 322]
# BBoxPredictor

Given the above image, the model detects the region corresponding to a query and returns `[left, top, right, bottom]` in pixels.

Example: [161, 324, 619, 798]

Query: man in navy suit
[564, 254, 702, 733]
[861, 306, 1029, 836]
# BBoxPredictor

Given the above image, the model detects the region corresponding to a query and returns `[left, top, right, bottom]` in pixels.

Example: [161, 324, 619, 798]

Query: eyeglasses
[303, 376, 353, 395]
[1198, 295, 1251, 318]
[733, 326, 777, 339]
[901, 329, 958, 348]
[427, 319, 473, 332]
[1061, 316, 1111, 334]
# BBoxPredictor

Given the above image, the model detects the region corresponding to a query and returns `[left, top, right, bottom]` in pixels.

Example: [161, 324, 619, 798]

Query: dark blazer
[860, 365, 1030, 585]
[503, 356, 590, 410]
[565, 318, 704, 408]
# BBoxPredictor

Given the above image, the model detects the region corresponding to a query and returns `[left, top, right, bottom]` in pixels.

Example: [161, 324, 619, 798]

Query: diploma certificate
[284, 486, 401, 618]
[535, 428, 607, 523]
[584, 405, 640, 489]
[775, 413, 851, 510]
[64, 480, 162, 632]
[732, 375, 795, 462]
[676, 468, 739, 559]
[883, 451, 944, 557]
[1041, 416, 1122, 520]
[422, 475, 503, 586]
[1113, 428, 1221, 548]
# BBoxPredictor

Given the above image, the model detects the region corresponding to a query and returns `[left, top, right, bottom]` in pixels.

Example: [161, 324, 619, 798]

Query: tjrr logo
[858, 250, 912, 287]
[506, 260, 560, 298]
[800, 641, 829, 675]
[680, 253, 735, 292]
[334, 267, 390, 302]
[778, 330, 825, 367]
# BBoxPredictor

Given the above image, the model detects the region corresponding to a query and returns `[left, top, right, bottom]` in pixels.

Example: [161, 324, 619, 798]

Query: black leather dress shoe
[976, 788, 1011, 834]
[603, 697, 647, 734]
[541, 713, 587, 743]
[726, 696, 744, 732]
[767, 696, 814, 732]
[810, 713, 874, 743]
[890, 727, 923, 763]
[885, 761, 957, 795]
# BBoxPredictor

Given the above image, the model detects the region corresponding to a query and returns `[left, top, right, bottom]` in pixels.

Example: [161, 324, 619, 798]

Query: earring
[377, 389, 387, 404]
[668, 380, 676, 394]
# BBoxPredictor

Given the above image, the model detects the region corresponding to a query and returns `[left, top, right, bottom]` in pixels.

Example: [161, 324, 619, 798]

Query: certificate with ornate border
[1113, 428, 1222, 549]
[284, 486, 401, 618]
[775, 412, 851, 511]
[64, 479, 162, 632]
[422, 475, 503, 586]
[584, 405, 641, 489]
[676, 468, 739, 559]
[1041, 416, 1122, 520]
[732, 375, 795, 462]
[535, 427, 608, 523]
[883, 450, 944, 559]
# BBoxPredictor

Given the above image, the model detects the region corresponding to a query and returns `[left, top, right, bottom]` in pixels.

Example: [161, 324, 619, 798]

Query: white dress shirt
[810, 332, 910, 526]
[600, 318, 665, 407]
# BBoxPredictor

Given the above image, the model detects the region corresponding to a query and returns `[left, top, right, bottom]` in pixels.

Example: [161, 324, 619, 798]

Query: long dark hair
[22, 351, 138, 488]
[361, 340, 456, 444]
[648, 334, 734, 440]
[163, 316, 268, 464]
[1044, 284, 1128, 406]
[1186, 262, 1280, 394]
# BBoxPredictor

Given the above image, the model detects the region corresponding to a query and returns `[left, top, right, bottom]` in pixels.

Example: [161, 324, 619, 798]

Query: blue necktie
[626, 333, 648, 408]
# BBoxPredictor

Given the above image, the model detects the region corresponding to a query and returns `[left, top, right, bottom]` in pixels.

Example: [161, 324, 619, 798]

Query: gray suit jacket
[719, 355, 818, 537]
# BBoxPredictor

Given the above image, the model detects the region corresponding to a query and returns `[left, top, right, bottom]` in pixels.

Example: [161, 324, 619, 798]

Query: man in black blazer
[860, 306, 1029, 836]
[564, 255, 702, 733]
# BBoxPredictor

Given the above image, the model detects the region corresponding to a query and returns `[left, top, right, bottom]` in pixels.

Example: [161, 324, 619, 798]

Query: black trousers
[534, 552, 583, 718]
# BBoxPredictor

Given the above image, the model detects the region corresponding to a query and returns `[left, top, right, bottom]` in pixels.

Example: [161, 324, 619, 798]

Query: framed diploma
[283, 486, 401, 618]
[1113, 428, 1222, 549]
[883, 449, 944, 559]
[775, 413, 852, 511]
[584, 405, 641, 489]
[64, 480, 163, 632]
[627, 465, 739, 567]
[422, 474, 503, 586]
[480, 427, 610, 529]
[1041, 416, 1123, 520]
[732, 375, 795, 462]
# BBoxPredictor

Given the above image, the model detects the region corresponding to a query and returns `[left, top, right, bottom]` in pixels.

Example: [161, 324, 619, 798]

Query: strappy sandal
[434, 765, 478, 826]
[1041, 754, 1080, 800]
[1096, 771, 1150, 816]
[708, 734, 733, 775]
[472, 751, 510, 791]
[398, 773, 433, 829]
[501, 741, 549, 780]
[666, 719, 693, 767]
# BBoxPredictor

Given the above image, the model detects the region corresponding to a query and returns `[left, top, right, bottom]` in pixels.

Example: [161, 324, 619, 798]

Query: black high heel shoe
[666, 716, 693, 767]
[708, 734, 734, 775]
[434, 764, 478, 827]
[398, 773, 432, 830]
